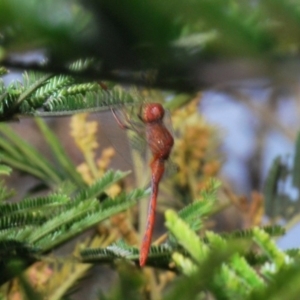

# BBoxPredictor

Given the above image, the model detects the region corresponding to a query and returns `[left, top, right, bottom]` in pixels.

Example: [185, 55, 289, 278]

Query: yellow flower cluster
[76, 163, 94, 185]
[70, 113, 121, 197]
[171, 97, 221, 197]
[70, 113, 98, 155]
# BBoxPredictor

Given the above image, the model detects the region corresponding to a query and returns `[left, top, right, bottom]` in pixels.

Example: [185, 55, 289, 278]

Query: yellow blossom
[77, 163, 94, 185]
[105, 183, 122, 198]
[70, 113, 98, 154]
[171, 96, 222, 197]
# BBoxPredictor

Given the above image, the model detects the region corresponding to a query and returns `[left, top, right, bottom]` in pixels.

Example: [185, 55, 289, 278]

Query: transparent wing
[162, 109, 178, 178]
[99, 103, 152, 187]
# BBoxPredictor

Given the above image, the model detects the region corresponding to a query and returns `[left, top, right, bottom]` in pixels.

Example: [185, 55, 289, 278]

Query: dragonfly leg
[111, 107, 145, 137]
[99, 81, 132, 130]
[111, 108, 131, 130]
[137, 104, 143, 121]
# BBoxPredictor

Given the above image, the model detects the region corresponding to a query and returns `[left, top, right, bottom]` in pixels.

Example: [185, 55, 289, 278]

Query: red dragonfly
[99, 82, 174, 266]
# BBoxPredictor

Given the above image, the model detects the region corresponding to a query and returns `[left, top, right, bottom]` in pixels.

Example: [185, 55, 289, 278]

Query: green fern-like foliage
[87, 203, 299, 300]
[0, 121, 79, 186]
[0, 66, 141, 121]
[163, 213, 296, 299]
[0, 164, 14, 205]
[0, 115, 149, 287]
[79, 181, 221, 267]
[80, 181, 285, 271]
[78, 175, 300, 300]
[0, 170, 147, 284]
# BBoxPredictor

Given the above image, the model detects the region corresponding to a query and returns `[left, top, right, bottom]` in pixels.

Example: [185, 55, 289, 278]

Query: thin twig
[219, 87, 297, 141]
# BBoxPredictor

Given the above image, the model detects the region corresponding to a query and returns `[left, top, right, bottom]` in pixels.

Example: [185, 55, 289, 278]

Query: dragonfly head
[141, 103, 165, 123]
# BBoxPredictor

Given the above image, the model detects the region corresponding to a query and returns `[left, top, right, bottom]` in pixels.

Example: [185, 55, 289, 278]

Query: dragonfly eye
[142, 103, 164, 123]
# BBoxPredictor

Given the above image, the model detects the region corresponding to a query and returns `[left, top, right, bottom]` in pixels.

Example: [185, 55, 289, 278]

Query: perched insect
[101, 82, 174, 266]
[138, 102, 174, 266]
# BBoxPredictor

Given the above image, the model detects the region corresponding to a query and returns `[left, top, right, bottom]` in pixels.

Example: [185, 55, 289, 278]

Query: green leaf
[218, 225, 285, 240]
[35, 118, 84, 187]
[80, 241, 172, 267]
[40, 84, 138, 116]
[16, 73, 53, 108]
[0, 239, 38, 258]
[0, 226, 33, 241]
[22, 73, 74, 108]
[165, 209, 208, 264]
[74, 170, 131, 202]
[178, 199, 214, 231]
[172, 252, 197, 275]
[0, 124, 63, 184]
[0, 212, 47, 229]
[0, 194, 70, 217]
[214, 263, 250, 299]
[205, 231, 227, 251]
[252, 227, 289, 270]
[41, 188, 148, 251]
[0, 152, 51, 182]
[0, 180, 15, 202]
[249, 261, 300, 300]
[0, 164, 11, 175]
[28, 198, 100, 244]
[164, 246, 238, 300]
[230, 254, 265, 289]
